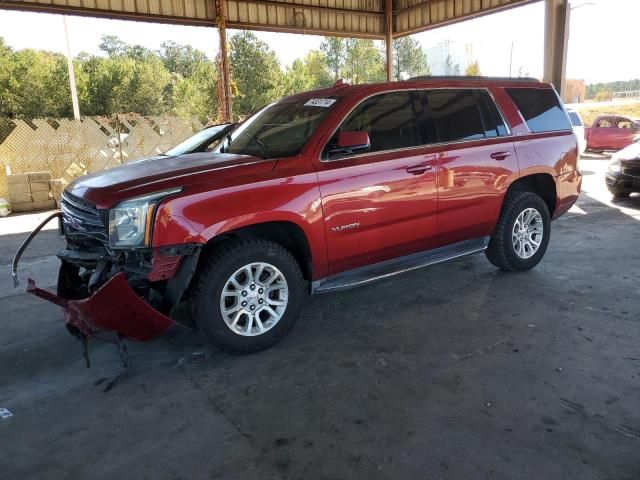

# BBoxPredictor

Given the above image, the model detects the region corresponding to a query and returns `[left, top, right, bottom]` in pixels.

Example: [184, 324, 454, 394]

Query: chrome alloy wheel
[512, 207, 544, 259]
[220, 262, 289, 336]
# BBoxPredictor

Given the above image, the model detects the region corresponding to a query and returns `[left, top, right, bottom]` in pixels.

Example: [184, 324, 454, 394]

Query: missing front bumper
[27, 272, 174, 342]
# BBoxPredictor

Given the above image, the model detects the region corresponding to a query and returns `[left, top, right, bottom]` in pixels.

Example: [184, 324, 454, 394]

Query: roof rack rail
[408, 75, 540, 82]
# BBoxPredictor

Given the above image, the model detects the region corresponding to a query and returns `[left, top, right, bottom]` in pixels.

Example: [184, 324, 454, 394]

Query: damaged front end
[12, 191, 201, 354]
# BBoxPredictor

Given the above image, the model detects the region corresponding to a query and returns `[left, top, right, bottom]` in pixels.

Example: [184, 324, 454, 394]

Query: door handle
[406, 164, 434, 175]
[490, 151, 511, 161]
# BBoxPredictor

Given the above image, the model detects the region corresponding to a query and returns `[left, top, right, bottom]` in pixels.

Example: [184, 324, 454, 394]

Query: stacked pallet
[6, 172, 57, 213]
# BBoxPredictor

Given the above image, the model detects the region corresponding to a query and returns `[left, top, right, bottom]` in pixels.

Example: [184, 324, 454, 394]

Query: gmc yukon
[13, 77, 582, 356]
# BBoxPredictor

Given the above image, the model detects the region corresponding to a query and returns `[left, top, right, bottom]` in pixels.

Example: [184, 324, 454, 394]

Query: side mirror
[327, 131, 370, 158]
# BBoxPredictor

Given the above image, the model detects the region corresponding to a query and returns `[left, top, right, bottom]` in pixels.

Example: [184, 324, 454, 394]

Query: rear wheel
[486, 191, 551, 272]
[191, 238, 306, 354]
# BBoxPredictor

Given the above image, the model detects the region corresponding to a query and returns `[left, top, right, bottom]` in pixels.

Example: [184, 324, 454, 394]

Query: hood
[68, 152, 273, 208]
[615, 141, 640, 162]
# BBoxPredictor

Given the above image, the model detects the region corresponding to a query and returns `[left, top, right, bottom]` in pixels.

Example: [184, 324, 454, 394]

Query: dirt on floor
[1, 158, 639, 480]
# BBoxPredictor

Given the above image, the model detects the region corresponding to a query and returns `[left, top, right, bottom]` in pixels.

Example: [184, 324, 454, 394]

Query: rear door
[316, 90, 439, 275]
[424, 89, 518, 245]
[613, 117, 640, 150]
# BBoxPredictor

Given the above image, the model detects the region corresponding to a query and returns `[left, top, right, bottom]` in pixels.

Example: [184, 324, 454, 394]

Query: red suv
[14, 77, 582, 355]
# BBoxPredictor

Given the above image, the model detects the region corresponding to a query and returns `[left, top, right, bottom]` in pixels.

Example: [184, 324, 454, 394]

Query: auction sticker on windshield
[304, 98, 336, 108]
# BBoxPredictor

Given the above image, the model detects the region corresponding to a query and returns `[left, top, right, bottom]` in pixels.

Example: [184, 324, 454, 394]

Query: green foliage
[392, 37, 431, 80]
[587, 80, 640, 100]
[594, 90, 613, 102]
[319, 37, 385, 84]
[0, 46, 72, 118]
[283, 51, 333, 96]
[320, 37, 346, 81]
[465, 60, 481, 76]
[229, 31, 284, 117]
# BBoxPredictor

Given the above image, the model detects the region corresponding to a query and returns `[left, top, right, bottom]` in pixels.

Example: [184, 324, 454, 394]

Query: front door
[589, 116, 616, 150]
[315, 91, 439, 275]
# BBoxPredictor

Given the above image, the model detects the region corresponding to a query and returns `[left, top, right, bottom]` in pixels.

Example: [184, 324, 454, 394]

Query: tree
[229, 31, 284, 117]
[171, 61, 218, 122]
[320, 37, 346, 80]
[342, 39, 385, 84]
[283, 51, 333, 95]
[98, 35, 127, 56]
[3, 48, 72, 117]
[159, 41, 209, 78]
[392, 37, 430, 80]
[465, 60, 481, 76]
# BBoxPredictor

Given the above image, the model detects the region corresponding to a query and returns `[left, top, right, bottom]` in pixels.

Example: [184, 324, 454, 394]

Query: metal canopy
[2, 0, 565, 123]
[1, 0, 539, 38]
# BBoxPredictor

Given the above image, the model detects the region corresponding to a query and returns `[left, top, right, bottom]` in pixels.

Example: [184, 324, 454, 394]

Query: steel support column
[385, 0, 393, 81]
[216, 0, 233, 123]
[543, 0, 570, 97]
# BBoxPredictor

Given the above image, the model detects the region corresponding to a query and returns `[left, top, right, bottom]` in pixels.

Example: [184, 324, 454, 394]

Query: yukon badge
[332, 222, 360, 232]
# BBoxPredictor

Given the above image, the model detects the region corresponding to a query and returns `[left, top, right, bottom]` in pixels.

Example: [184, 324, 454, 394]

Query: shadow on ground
[1, 195, 639, 480]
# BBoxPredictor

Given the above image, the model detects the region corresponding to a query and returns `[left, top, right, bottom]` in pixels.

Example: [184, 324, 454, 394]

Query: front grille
[60, 191, 109, 244]
[622, 161, 640, 178]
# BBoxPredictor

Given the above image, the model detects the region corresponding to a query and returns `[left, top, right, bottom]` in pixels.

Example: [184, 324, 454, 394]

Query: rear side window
[337, 91, 422, 153]
[507, 88, 571, 132]
[425, 89, 507, 143]
[568, 111, 583, 127]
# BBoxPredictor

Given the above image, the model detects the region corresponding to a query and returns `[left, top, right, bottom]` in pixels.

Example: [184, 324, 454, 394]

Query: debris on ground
[0, 408, 13, 419]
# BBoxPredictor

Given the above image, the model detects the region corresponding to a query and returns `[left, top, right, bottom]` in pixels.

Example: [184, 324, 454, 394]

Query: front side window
[506, 88, 571, 133]
[222, 96, 340, 158]
[426, 89, 487, 143]
[325, 91, 422, 157]
[596, 118, 614, 128]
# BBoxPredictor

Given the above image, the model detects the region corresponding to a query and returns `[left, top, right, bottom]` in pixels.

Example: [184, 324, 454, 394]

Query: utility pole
[509, 42, 514, 77]
[62, 16, 81, 120]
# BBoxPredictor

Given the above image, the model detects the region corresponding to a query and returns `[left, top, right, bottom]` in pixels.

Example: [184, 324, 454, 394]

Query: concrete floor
[1, 158, 639, 480]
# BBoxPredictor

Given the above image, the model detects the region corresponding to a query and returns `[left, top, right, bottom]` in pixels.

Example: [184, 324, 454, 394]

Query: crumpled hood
[67, 152, 274, 208]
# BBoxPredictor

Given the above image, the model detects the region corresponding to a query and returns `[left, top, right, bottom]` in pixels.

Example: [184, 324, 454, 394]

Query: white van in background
[567, 109, 587, 155]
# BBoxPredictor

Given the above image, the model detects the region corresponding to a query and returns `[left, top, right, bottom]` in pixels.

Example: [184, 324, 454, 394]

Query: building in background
[564, 79, 586, 103]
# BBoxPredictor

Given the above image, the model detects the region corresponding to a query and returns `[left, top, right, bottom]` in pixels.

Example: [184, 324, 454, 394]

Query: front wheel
[191, 238, 306, 354]
[486, 191, 551, 272]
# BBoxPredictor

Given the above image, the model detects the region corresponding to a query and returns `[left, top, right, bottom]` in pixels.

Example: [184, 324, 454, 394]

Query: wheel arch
[507, 173, 557, 216]
[200, 220, 315, 284]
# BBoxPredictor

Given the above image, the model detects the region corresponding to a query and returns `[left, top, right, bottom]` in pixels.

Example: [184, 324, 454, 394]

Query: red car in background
[585, 115, 640, 152]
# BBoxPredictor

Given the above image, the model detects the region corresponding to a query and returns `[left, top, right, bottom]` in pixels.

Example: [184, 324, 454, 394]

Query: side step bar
[312, 237, 489, 294]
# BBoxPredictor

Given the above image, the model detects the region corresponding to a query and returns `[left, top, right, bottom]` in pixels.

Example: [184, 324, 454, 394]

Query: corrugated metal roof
[394, 0, 539, 37]
[0, 0, 538, 37]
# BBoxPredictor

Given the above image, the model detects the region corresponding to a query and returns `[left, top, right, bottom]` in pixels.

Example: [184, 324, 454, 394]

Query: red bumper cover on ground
[27, 272, 174, 341]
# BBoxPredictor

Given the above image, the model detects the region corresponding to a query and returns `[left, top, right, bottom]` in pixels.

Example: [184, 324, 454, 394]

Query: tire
[486, 191, 551, 272]
[191, 238, 306, 354]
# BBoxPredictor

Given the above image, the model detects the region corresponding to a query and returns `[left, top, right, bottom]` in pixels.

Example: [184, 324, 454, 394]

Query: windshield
[164, 124, 231, 156]
[219, 96, 339, 158]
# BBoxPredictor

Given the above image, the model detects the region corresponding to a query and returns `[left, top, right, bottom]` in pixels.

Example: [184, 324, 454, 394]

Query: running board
[312, 237, 489, 294]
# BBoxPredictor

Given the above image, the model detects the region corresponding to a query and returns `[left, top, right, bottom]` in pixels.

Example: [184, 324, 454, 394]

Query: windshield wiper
[240, 132, 269, 158]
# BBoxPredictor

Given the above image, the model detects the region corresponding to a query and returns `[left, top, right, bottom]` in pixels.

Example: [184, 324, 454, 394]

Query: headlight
[607, 160, 621, 174]
[109, 188, 181, 247]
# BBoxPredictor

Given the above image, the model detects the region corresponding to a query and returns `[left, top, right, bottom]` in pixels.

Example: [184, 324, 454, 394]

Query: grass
[573, 101, 640, 125]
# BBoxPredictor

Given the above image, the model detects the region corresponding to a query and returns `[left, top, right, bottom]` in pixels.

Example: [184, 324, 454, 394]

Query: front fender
[150, 172, 328, 279]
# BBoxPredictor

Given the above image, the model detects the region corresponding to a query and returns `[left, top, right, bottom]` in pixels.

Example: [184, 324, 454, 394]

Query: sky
[0, 0, 638, 84]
